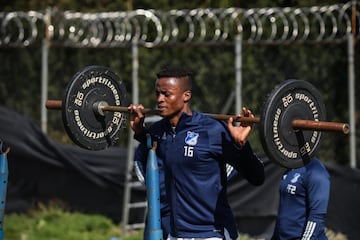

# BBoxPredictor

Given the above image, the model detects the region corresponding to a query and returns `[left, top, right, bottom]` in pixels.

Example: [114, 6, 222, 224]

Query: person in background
[271, 157, 330, 240]
[129, 65, 265, 239]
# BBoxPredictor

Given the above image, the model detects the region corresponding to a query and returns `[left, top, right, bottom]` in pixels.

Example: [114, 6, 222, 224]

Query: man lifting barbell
[128, 65, 264, 239]
[45, 65, 349, 239]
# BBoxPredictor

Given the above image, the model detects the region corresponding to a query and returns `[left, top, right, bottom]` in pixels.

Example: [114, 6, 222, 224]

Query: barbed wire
[0, 1, 359, 48]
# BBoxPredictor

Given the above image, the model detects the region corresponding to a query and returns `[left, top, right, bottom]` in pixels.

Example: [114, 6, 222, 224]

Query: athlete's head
[155, 66, 194, 126]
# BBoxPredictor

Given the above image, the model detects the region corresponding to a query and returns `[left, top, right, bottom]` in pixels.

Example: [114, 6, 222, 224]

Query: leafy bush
[3, 203, 127, 240]
[2, 203, 348, 240]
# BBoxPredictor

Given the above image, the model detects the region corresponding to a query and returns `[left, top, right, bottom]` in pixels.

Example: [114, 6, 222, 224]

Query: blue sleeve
[226, 164, 238, 181]
[302, 168, 330, 239]
[133, 128, 152, 184]
[134, 129, 149, 184]
[134, 142, 148, 184]
[211, 120, 264, 186]
[223, 140, 265, 186]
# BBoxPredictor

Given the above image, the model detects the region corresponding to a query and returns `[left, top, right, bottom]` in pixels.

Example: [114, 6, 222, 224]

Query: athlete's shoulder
[307, 158, 329, 173]
[147, 118, 167, 132]
[306, 158, 330, 182]
[195, 111, 227, 128]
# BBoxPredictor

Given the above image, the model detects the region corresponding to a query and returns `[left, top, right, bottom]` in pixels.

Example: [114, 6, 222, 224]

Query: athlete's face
[155, 77, 191, 124]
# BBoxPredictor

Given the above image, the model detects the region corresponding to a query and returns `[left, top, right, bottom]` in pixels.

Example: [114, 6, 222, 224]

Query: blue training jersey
[134, 111, 264, 239]
[271, 157, 330, 240]
[135, 153, 239, 239]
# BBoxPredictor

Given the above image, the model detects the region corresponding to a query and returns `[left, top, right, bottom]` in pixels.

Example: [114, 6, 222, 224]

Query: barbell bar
[46, 100, 349, 134]
[46, 65, 350, 169]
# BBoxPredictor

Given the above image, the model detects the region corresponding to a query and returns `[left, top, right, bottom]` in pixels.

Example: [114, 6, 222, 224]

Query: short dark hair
[156, 66, 194, 79]
[156, 66, 194, 91]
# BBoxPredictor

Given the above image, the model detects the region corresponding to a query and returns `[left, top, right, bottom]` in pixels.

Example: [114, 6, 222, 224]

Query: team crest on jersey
[185, 131, 199, 146]
[291, 173, 301, 183]
[162, 132, 167, 140]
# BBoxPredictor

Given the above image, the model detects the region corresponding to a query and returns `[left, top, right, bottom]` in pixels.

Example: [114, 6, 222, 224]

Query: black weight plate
[259, 79, 326, 169]
[62, 65, 129, 150]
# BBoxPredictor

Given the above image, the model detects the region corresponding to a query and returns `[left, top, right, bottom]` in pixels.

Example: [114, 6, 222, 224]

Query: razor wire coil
[0, 2, 359, 48]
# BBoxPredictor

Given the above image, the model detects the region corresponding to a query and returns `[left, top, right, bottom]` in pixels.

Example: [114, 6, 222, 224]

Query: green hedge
[2, 203, 348, 240]
[3, 203, 126, 240]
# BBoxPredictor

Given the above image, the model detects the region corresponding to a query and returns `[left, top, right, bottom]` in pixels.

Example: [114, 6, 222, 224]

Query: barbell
[46, 65, 350, 168]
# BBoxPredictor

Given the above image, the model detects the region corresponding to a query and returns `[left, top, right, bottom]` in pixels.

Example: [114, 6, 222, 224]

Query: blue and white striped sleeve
[302, 168, 330, 239]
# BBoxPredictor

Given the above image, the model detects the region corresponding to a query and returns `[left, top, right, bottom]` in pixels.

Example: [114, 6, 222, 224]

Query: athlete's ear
[183, 90, 191, 102]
